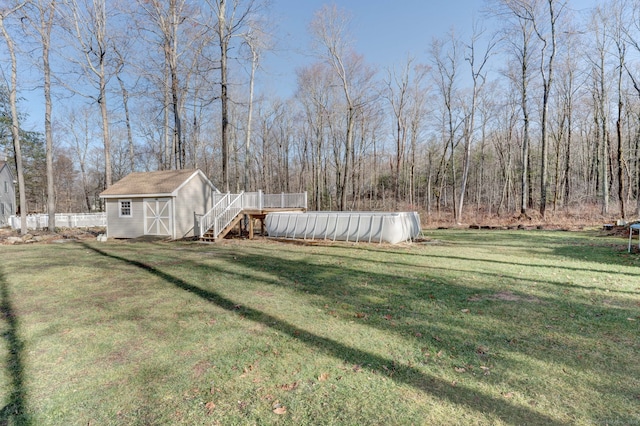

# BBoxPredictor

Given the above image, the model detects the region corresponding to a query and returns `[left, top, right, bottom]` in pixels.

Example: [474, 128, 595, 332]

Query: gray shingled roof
[100, 169, 199, 197]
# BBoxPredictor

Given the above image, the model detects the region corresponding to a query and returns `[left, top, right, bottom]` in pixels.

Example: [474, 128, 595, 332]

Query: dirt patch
[192, 359, 214, 378]
[468, 291, 541, 303]
[0, 227, 105, 245]
[600, 224, 638, 238]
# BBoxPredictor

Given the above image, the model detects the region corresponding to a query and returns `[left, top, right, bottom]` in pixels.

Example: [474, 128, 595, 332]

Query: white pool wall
[265, 211, 421, 244]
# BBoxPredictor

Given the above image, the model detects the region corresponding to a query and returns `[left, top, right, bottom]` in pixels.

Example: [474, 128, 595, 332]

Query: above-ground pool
[265, 211, 421, 244]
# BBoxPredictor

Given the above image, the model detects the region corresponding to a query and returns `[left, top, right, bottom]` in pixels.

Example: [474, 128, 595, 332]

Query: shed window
[4, 181, 7, 193]
[119, 200, 132, 217]
[0, 203, 4, 215]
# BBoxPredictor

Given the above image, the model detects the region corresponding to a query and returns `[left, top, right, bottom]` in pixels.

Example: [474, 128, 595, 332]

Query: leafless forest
[2, 0, 640, 227]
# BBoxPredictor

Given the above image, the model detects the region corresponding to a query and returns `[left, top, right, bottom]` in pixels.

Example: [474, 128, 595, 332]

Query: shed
[99, 169, 219, 239]
[0, 157, 17, 227]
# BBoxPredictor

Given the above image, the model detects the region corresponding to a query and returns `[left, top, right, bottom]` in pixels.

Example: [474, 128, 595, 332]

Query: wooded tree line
[2, 0, 640, 230]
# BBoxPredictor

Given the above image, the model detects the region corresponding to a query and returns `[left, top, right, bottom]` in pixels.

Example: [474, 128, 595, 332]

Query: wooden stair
[201, 212, 243, 242]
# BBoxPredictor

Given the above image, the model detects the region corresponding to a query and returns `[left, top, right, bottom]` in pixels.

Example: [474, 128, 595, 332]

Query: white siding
[174, 173, 214, 238]
[105, 198, 147, 238]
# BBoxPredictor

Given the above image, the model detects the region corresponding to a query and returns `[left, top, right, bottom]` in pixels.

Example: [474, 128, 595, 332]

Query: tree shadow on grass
[82, 242, 567, 425]
[345, 244, 640, 278]
[0, 269, 31, 426]
[205, 247, 639, 378]
[266, 243, 640, 296]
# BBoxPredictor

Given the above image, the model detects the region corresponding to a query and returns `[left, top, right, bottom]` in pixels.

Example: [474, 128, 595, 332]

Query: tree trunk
[42, 0, 56, 229]
[218, 0, 230, 191]
[0, 8, 27, 233]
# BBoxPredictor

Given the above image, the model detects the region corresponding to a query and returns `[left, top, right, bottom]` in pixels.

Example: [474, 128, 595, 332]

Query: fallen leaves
[272, 402, 287, 415]
[205, 401, 216, 415]
[476, 346, 489, 356]
[318, 372, 329, 382]
[239, 364, 255, 378]
[279, 382, 299, 391]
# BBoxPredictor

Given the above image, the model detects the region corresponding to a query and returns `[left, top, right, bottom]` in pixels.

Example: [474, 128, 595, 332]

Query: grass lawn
[1, 229, 639, 425]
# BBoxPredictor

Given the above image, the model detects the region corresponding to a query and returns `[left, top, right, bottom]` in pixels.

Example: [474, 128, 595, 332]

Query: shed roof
[100, 169, 209, 198]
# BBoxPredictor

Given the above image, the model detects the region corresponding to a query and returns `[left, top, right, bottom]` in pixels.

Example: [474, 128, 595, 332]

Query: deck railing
[231, 191, 307, 210]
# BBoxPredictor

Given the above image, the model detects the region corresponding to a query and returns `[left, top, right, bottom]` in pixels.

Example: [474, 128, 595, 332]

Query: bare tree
[535, 0, 566, 218]
[384, 57, 430, 209]
[203, 0, 259, 191]
[590, 5, 611, 214]
[296, 63, 334, 210]
[309, 4, 374, 211]
[610, 0, 627, 219]
[384, 57, 411, 209]
[458, 22, 495, 223]
[112, 39, 135, 174]
[0, 1, 27, 233]
[241, 19, 270, 191]
[496, 0, 541, 217]
[135, 0, 196, 170]
[430, 32, 462, 221]
[624, 0, 640, 214]
[406, 64, 430, 208]
[59, 105, 98, 211]
[26, 0, 57, 228]
[63, 0, 114, 187]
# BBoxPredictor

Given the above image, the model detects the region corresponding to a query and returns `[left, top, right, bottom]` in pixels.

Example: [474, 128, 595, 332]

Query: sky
[258, 0, 487, 97]
[257, 0, 600, 98]
[13, 0, 601, 133]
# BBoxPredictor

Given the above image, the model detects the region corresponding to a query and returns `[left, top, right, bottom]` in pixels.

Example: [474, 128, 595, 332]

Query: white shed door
[144, 198, 172, 236]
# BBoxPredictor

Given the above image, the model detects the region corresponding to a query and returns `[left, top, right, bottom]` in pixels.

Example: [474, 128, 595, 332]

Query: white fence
[9, 213, 106, 230]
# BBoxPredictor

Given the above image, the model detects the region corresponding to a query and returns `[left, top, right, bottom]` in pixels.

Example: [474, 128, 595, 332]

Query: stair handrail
[199, 193, 231, 239]
[213, 192, 244, 238]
